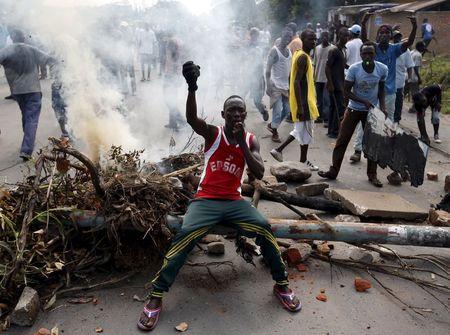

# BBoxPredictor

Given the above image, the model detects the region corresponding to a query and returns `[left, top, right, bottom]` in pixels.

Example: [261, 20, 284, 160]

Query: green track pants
[150, 198, 288, 297]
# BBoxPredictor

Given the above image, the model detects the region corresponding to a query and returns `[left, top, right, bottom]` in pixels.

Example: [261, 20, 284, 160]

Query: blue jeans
[14, 92, 42, 156]
[271, 95, 290, 129]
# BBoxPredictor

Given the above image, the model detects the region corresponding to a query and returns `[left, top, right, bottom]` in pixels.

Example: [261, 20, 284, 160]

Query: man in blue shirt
[318, 42, 387, 187]
[421, 18, 434, 47]
[356, 13, 417, 185]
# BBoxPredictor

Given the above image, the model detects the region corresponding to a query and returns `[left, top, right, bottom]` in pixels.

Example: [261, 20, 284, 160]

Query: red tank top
[195, 126, 254, 200]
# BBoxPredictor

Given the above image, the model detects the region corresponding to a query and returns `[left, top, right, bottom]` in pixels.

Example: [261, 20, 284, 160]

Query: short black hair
[360, 41, 376, 52]
[300, 29, 315, 40]
[416, 41, 426, 51]
[223, 95, 245, 110]
[286, 22, 297, 34]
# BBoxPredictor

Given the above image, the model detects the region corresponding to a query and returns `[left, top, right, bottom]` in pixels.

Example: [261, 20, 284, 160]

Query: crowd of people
[255, 14, 443, 188]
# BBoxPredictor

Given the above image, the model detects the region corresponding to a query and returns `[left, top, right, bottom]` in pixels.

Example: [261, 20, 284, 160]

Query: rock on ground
[270, 161, 312, 182]
[200, 234, 222, 244]
[428, 209, 450, 227]
[427, 172, 438, 181]
[295, 182, 329, 197]
[207, 241, 225, 255]
[11, 286, 40, 327]
[334, 214, 361, 222]
[330, 242, 381, 264]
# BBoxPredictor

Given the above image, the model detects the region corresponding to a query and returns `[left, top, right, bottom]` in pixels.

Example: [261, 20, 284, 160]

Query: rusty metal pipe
[167, 216, 450, 247]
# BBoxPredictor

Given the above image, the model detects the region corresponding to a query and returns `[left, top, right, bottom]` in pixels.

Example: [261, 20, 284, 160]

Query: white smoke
[1, 0, 268, 161]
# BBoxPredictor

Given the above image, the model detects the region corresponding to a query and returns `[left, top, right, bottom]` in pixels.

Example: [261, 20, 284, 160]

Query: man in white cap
[346, 24, 363, 68]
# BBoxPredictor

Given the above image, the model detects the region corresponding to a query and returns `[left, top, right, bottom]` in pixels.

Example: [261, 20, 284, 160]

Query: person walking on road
[356, 13, 417, 185]
[314, 30, 331, 125]
[137, 61, 301, 332]
[318, 42, 387, 187]
[325, 27, 349, 138]
[270, 29, 320, 171]
[0, 29, 54, 161]
[266, 28, 293, 142]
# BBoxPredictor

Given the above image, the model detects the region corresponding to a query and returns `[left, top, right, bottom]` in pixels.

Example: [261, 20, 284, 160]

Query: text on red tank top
[195, 126, 254, 200]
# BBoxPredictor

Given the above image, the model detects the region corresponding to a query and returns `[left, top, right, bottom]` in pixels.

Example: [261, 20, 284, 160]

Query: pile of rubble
[1, 143, 449, 330]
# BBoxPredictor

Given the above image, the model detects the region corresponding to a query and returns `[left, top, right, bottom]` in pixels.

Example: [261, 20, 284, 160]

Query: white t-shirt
[396, 50, 414, 89]
[345, 38, 363, 67]
[137, 28, 157, 55]
[410, 49, 422, 83]
[314, 44, 331, 83]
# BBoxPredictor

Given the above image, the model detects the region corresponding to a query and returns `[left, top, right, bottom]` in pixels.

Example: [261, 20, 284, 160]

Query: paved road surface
[1, 78, 449, 335]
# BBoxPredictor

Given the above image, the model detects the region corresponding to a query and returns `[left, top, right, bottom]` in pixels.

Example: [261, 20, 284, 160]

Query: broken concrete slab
[428, 209, 450, 227]
[330, 242, 380, 263]
[325, 188, 428, 220]
[265, 182, 288, 192]
[445, 175, 450, 192]
[11, 286, 40, 326]
[270, 161, 311, 183]
[207, 241, 225, 255]
[334, 214, 361, 222]
[295, 182, 329, 197]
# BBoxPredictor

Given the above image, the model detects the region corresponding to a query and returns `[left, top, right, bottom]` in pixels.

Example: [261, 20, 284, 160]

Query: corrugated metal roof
[386, 0, 449, 13]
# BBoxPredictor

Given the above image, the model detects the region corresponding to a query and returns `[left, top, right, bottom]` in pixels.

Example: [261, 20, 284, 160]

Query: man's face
[222, 98, 247, 126]
[302, 31, 317, 50]
[321, 32, 329, 44]
[280, 29, 293, 47]
[378, 26, 391, 44]
[361, 45, 376, 63]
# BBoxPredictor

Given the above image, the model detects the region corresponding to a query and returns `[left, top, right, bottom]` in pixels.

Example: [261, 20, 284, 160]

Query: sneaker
[271, 133, 281, 143]
[19, 153, 31, 162]
[349, 151, 361, 163]
[304, 160, 319, 171]
[434, 134, 442, 143]
[270, 149, 283, 162]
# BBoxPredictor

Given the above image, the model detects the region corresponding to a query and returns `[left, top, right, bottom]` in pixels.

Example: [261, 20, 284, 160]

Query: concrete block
[428, 209, 450, 227]
[325, 188, 428, 220]
[295, 182, 329, 197]
[427, 172, 438, 181]
[334, 214, 361, 222]
[266, 182, 288, 192]
[331, 242, 380, 263]
[270, 162, 311, 182]
[11, 286, 40, 327]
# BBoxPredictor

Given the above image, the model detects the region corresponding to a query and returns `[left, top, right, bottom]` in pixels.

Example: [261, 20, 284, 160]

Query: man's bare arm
[325, 49, 335, 92]
[377, 81, 386, 114]
[239, 136, 264, 180]
[265, 47, 278, 95]
[402, 16, 418, 52]
[186, 91, 215, 142]
[361, 12, 372, 43]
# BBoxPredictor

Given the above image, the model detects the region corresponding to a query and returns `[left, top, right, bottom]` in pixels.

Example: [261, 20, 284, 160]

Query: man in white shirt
[409, 41, 426, 98]
[314, 31, 331, 124]
[345, 24, 363, 68]
[393, 30, 414, 123]
[137, 23, 157, 81]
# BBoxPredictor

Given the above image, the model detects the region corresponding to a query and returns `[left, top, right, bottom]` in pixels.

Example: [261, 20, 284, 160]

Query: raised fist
[182, 61, 200, 91]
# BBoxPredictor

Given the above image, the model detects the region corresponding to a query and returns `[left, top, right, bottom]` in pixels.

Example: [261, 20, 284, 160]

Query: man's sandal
[273, 285, 302, 312]
[369, 176, 383, 188]
[137, 305, 162, 331]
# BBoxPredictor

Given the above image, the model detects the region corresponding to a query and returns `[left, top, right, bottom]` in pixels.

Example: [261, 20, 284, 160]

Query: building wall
[368, 11, 450, 54]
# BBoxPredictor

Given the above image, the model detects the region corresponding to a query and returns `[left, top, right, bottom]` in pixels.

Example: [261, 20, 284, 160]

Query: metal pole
[167, 216, 450, 248]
